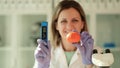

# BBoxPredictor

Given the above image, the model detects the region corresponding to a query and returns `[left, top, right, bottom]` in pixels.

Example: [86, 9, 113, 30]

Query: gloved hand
[34, 39, 51, 68]
[73, 31, 94, 65]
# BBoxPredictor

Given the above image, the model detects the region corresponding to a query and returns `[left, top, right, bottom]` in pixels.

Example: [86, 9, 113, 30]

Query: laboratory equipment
[40, 21, 48, 42]
[92, 49, 114, 68]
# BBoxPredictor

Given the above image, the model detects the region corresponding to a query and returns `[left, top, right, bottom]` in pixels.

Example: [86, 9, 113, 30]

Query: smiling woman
[33, 0, 94, 68]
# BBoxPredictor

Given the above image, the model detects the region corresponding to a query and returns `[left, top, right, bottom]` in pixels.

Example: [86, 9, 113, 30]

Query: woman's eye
[72, 19, 78, 22]
[61, 20, 67, 23]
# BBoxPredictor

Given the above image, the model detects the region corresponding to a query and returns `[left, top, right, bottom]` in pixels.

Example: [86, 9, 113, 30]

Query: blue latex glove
[34, 39, 51, 68]
[73, 31, 94, 65]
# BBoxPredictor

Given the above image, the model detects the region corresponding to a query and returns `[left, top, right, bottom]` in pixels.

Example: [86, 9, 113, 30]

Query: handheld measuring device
[41, 21, 48, 42]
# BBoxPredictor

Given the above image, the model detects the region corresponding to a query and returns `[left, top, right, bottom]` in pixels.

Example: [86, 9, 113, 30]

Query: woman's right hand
[34, 39, 51, 68]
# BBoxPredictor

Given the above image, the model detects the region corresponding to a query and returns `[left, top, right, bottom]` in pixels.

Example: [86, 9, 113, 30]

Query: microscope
[92, 49, 114, 68]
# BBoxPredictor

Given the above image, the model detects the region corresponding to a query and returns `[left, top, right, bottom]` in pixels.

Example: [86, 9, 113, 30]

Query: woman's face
[56, 8, 84, 40]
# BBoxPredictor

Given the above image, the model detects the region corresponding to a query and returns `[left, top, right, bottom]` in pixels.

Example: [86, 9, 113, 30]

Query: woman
[34, 0, 97, 68]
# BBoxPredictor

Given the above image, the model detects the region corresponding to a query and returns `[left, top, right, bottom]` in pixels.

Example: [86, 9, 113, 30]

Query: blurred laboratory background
[0, 0, 120, 68]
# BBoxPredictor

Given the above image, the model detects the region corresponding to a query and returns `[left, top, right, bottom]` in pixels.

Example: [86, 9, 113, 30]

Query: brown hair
[50, 0, 88, 48]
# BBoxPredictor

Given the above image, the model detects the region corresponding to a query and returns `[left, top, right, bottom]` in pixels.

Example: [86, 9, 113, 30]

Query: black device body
[40, 21, 48, 48]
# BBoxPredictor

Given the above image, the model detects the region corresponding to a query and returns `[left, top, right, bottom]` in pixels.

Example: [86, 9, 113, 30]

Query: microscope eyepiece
[93, 49, 98, 54]
[105, 49, 111, 53]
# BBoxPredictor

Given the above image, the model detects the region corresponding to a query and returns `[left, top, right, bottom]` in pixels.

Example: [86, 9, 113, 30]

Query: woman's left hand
[73, 31, 94, 65]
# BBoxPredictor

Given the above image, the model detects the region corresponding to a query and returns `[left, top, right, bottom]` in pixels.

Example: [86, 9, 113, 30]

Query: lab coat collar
[55, 44, 68, 68]
[69, 48, 81, 66]
[55, 43, 82, 68]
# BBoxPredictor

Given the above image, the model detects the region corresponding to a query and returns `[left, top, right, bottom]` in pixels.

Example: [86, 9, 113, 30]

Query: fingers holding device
[35, 39, 51, 62]
[34, 21, 51, 68]
[34, 39, 51, 68]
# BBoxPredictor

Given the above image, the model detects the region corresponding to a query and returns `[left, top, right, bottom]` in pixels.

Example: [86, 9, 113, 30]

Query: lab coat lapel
[69, 49, 80, 65]
[55, 45, 68, 68]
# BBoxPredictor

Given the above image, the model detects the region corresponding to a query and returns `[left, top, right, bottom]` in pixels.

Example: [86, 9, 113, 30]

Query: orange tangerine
[66, 32, 80, 43]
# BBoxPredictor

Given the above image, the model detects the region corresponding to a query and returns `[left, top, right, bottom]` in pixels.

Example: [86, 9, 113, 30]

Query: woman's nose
[66, 22, 74, 31]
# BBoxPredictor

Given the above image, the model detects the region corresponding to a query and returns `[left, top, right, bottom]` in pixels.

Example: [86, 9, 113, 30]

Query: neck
[61, 39, 77, 52]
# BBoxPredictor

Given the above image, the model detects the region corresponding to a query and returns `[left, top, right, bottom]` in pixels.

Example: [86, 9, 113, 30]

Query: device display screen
[41, 21, 48, 43]
[42, 26, 47, 41]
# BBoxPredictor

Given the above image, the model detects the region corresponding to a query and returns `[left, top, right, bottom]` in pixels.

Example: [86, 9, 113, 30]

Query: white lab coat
[33, 43, 102, 68]
[50, 43, 102, 68]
